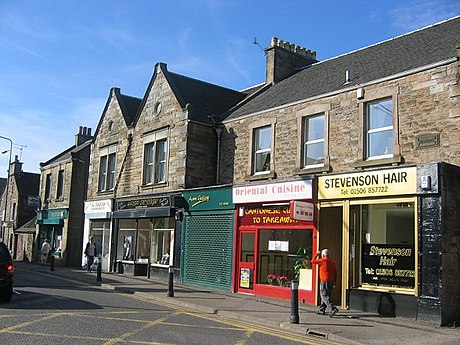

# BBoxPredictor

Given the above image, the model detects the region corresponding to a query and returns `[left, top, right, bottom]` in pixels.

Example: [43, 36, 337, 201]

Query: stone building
[84, 64, 246, 282]
[219, 17, 460, 326]
[0, 156, 39, 260]
[36, 126, 92, 266]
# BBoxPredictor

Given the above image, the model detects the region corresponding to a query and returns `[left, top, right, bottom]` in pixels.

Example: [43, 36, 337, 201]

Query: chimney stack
[9, 155, 23, 176]
[265, 37, 317, 84]
[75, 126, 93, 146]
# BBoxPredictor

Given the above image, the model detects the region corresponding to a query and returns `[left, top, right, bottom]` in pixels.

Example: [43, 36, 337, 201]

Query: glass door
[237, 230, 256, 293]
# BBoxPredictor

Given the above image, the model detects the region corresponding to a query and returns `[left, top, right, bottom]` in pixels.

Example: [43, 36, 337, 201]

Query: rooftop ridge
[306, 15, 460, 69]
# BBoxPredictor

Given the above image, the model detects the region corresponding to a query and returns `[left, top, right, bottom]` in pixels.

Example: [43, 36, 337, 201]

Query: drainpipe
[214, 126, 223, 184]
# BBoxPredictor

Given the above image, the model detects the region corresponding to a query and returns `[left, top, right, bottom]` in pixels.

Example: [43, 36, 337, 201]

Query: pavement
[14, 261, 460, 345]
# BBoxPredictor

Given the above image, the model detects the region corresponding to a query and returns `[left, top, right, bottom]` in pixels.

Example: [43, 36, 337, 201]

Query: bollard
[290, 280, 299, 324]
[50, 252, 55, 272]
[167, 266, 174, 297]
[96, 257, 102, 282]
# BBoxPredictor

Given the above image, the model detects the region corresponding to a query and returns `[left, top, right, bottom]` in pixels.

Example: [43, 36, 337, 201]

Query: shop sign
[183, 188, 234, 211]
[318, 167, 417, 200]
[28, 195, 40, 207]
[240, 205, 311, 226]
[46, 209, 68, 220]
[233, 180, 312, 204]
[290, 201, 314, 221]
[361, 244, 415, 288]
[268, 240, 289, 252]
[84, 199, 112, 213]
[240, 268, 250, 288]
[117, 196, 170, 210]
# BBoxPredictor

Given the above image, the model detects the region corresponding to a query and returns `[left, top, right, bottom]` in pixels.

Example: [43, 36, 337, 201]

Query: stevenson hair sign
[318, 167, 417, 200]
[232, 180, 312, 204]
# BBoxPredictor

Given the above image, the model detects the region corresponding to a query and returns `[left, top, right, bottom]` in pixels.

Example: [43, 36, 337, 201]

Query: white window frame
[98, 145, 117, 192]
[302, 113, 325, 168]
[357, 87, 401, 167]
[253, 125, 272, 174]
[142, 128, 169, 185]
[365, 98, 393, 160]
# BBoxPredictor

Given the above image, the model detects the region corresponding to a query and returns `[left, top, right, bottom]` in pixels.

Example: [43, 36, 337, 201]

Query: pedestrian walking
[84, 236, 97, 272]
[40, 239, 51, 265]
[311, 248, 339, 317]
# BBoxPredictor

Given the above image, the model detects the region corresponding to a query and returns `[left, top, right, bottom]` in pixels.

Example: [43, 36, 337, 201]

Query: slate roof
[165, 69, 247, 123]
[40, 141, 91, 168]
[224, 16, 460, 121]
[118, 93, 142, 127]
[134, 63, 247, 126]
[15, 216, 37, 233]
[15, 172, 39, 197]
[93, 88, 142, 140]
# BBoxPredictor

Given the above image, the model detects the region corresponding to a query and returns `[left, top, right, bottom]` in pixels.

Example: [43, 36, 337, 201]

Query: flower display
[267, 274, 290, 287]
[277, 275, 289, 287]
[266, 274, 277, 285]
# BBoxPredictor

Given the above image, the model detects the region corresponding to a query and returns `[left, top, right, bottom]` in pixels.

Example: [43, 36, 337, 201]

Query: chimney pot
[271, 37, 279, 46]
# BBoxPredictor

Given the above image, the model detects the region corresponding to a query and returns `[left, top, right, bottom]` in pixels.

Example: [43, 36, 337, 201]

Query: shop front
[83, 199, 113, 271]
[317, 163, 460, 325]
[112, 194, 184, 279]
[36, 208, 67, 263]
[181, 187, 235, 291]
[233, 179, 317, 304]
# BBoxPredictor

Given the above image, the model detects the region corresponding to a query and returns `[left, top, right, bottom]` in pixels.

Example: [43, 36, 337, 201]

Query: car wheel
[0, 284, 13, 302]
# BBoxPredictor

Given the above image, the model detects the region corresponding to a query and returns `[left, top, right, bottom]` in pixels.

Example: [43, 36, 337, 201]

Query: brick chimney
[265, 37, 317, 84]
[75, 126, 92, 146]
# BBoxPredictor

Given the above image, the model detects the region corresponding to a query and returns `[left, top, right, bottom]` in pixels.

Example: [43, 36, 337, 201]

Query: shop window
[137, 218, 150, 261]
[91, 220, 111, 260]
[257, 229, 312, 285]
[98, 145, 117, 192]
[352, 202, 415, 290]
[117, 219, 136, 261]
[56, 169, 64, 199]
[151, 217, 174, 266]
[365, 98, 393, 159]
[302, 113, 325, 168]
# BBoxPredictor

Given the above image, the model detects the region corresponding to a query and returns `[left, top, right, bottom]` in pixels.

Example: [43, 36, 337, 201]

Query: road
[0, 264, 341, 345]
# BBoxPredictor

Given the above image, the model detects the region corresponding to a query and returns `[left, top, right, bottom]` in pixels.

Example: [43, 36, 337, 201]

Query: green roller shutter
[182, 212, 234, 291]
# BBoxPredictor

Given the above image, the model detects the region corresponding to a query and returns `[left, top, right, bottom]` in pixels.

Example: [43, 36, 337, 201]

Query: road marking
[103, 311, 181, 345]
[13, 289, 21, 295]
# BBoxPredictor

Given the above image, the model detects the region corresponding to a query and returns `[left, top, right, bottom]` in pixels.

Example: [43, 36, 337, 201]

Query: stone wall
[221, 60, 460, 184]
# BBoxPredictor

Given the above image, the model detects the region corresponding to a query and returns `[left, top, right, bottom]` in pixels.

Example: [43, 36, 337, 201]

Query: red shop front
[233, 180, 317, 304]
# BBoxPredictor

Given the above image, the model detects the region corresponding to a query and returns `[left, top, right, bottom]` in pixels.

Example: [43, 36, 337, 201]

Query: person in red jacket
[311, 248, 339, 316]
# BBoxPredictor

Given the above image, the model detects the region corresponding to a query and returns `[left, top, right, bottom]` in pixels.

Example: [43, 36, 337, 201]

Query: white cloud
[389, 0, 460, 31]
[0, 95, 104, 176]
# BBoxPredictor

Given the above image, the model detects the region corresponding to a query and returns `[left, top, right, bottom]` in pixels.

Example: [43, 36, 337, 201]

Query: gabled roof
[134, 63, 247, 125]
[15, 172, 39, 197]
[16, 216, 37, 233]
[224, 16, 460, 121]
[92, 88, 142, 140]
[40, 141, 91, 169]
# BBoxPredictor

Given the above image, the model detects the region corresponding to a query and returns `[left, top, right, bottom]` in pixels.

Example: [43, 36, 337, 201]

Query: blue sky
[0, 0, 459, 177]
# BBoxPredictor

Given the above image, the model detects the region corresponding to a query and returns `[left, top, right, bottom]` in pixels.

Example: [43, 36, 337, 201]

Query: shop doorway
[237, 229, 256, 294]
[318, 206, 343, 307]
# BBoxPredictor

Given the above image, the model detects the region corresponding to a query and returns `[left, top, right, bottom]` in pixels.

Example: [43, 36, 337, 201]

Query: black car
[0, 242, 14, 302]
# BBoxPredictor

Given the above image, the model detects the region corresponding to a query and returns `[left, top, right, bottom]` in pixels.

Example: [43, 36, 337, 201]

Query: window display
[352, 202, 415, 289]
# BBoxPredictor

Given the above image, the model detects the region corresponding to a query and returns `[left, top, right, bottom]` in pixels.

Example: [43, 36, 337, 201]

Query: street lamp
[0, 135, 13, 240]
